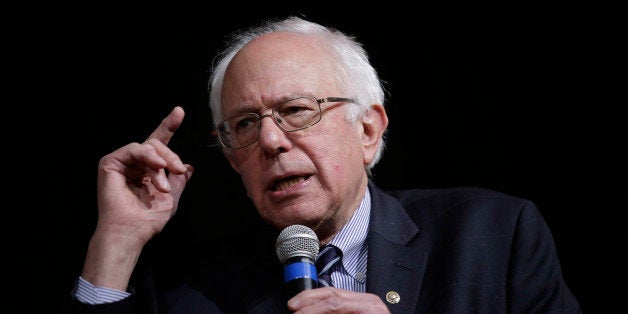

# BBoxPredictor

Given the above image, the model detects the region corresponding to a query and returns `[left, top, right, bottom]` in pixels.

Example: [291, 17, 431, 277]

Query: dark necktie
[316, 245, 341, 287]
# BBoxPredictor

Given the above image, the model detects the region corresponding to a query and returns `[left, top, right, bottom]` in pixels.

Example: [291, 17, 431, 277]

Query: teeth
[275, 176, 305, 191]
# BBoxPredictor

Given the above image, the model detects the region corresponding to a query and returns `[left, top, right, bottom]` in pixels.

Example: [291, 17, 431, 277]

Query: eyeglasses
[215, 96, 354, 149]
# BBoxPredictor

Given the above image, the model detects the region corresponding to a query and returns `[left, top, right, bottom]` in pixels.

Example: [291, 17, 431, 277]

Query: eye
[277, 104, 311, 117]
[276, 97, 317, 118]
[232, 115, 259, 131]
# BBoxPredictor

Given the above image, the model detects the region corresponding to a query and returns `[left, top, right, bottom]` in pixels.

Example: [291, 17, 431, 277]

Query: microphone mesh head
[275, 224, 320, 264]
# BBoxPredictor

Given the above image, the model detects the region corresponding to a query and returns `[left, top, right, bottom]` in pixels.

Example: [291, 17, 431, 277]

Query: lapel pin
[385, 291, 400, 304]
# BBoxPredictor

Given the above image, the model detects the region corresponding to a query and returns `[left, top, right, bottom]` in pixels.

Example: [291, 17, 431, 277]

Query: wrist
[81, 228, 143, 290]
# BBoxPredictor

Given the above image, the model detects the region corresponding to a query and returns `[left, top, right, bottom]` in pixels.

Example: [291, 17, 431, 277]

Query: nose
[257, 112, 291, 154]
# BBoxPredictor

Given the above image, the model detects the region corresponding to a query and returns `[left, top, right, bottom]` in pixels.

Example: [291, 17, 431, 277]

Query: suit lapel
[366, 182, 428, 314]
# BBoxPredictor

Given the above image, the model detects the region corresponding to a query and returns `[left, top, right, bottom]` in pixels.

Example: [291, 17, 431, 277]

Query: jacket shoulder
[386, 186, 527, 206]
[383, 186, 536, 227]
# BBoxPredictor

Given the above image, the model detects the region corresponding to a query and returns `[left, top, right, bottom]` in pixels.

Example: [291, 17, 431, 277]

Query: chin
[265, 212, 319, 231]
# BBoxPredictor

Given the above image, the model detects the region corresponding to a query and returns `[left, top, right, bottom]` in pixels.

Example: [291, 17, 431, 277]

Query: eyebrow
[224, 104, 264, 118]
[226, 94, 314, 116]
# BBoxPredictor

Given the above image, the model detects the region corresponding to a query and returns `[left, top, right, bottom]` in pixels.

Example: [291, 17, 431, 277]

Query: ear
[361, 104, 389, 165]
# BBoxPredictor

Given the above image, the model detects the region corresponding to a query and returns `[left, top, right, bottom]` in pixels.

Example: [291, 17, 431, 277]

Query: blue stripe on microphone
[283, 262, 318, 283]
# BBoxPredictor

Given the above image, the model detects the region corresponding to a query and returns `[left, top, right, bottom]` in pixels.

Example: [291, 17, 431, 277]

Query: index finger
[146, 106, 185, 145]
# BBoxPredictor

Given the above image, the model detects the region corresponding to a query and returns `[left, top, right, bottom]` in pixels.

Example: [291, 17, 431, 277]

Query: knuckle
[324, 296, 343, 311]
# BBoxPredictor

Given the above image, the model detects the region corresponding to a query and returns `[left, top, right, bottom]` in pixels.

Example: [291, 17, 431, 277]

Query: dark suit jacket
[71, 182, 581, 313]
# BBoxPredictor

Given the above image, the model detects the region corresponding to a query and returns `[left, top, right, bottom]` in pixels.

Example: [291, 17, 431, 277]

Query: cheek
[335, 126, 364, 160]
[330, 163, 345, 178]
[320, 130, 362, 173]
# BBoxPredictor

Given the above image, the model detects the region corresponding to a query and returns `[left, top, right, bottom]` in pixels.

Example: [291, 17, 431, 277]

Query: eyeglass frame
[214, 96, 355, 150]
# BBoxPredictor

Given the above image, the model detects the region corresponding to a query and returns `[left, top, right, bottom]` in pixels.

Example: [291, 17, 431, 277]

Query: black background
[5, 8, 598, 312]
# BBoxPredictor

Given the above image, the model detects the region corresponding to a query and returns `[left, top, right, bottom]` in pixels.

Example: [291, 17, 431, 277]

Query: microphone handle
[283, 256, 318, 298]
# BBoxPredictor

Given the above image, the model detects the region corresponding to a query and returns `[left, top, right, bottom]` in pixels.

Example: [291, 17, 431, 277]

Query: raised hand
[81, 106, 193, 291]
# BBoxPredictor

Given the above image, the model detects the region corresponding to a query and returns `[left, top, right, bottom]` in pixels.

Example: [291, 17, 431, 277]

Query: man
[71, 16, 581, 313]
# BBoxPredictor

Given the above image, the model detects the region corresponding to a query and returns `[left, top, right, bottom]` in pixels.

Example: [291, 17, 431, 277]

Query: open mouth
[273, 175, 310, 191]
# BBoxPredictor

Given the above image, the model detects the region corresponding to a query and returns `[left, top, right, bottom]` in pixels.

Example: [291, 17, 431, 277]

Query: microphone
[275, 224, 320, 298]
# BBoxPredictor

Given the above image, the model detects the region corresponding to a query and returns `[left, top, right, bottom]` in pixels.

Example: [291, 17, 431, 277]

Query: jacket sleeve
[70, 292, 138, 314]
[507, 200, 582, 313]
